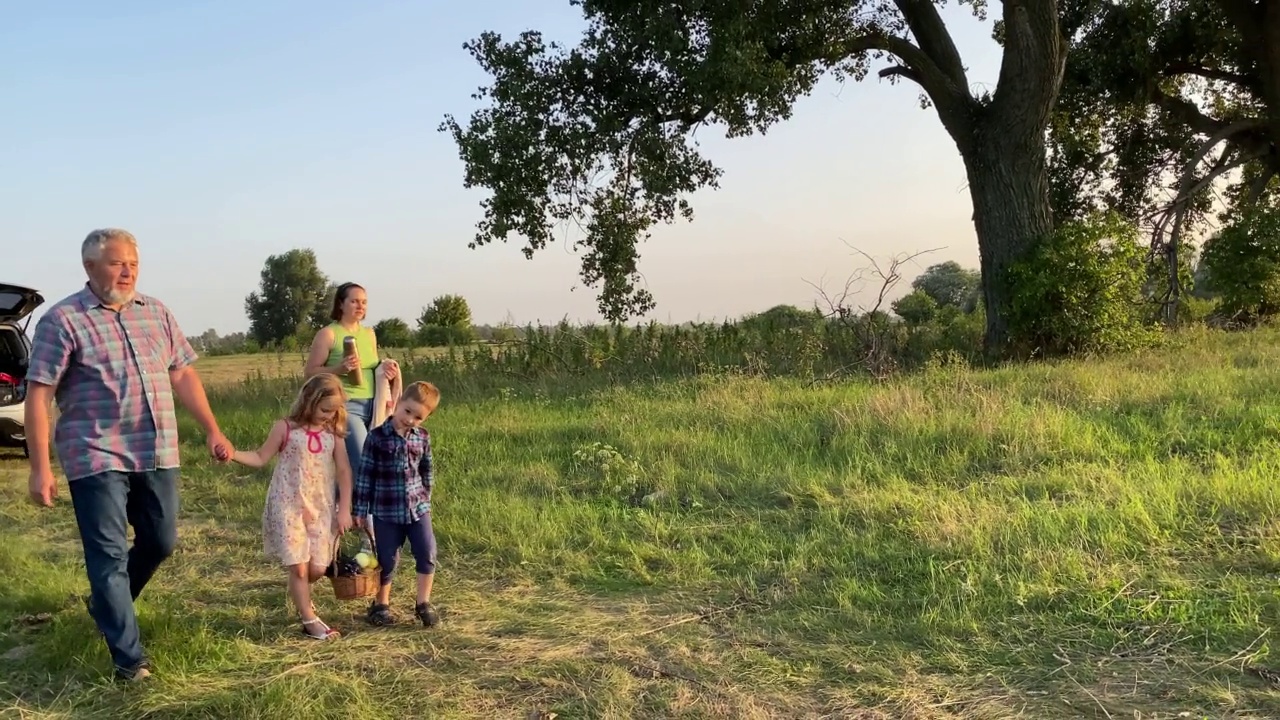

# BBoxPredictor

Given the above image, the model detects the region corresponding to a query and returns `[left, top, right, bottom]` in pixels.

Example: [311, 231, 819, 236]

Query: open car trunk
[0, 283, 43, 328]
[0, 282, 42, 406]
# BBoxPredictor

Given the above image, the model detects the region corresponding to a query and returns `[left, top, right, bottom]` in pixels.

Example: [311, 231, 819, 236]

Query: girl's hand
[341, 354, 361, 372]
[337, 512, 354, 534]
[383, 361, 399, 381]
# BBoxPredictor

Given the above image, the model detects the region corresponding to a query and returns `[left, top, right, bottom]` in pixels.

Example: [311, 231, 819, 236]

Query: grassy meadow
[4, 328, 1280, 717]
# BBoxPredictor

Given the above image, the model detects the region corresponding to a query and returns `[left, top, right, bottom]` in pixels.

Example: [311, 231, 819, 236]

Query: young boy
[353, 380, 441, 627]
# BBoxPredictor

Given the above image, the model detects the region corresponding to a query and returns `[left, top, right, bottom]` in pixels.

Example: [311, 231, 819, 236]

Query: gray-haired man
[26, 228, 234, 681]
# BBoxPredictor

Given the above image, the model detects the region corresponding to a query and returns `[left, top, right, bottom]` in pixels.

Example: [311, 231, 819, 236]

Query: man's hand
[208, 431, 233, 463]
[28, 469, 57, 507]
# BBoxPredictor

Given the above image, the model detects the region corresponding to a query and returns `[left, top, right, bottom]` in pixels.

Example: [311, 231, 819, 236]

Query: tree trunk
[900, 1, 1063, 358]
[958, 120, 1055, 357]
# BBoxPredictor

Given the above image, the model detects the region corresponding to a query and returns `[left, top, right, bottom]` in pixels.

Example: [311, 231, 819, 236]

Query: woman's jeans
[345, 398, 375, 551]
[345, 397, 373, 468]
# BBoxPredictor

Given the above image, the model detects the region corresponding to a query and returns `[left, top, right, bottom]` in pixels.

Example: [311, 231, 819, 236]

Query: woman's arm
[304, 326, 344, 378]
[232, 420, 289, 468]
[334, 438, 354, 516]
[352, 434, 378, 519]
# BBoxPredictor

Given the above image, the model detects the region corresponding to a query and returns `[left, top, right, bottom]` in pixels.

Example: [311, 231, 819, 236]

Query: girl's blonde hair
[287, 373, 348, 436]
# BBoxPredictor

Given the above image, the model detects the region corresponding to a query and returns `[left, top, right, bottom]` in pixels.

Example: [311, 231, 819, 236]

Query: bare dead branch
[804, 244, 942, 380]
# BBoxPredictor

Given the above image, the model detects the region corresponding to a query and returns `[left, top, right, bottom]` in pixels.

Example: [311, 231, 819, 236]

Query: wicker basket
[328, 527, 379, 601]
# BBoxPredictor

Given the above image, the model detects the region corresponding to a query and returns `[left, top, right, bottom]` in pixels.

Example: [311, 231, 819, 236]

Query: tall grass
[2, 325, 1279, 718]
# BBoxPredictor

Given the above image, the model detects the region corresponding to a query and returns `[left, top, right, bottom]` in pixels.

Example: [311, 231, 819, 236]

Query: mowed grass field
[4, 331, 1280, 718]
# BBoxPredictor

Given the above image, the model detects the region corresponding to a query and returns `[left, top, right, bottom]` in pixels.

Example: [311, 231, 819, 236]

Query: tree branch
[1245, 165, 1278, 207]
[1152, 141, 1268, 259]
[836, 32, 977, 137]
[878, 65, 924, 84]
[1148, 120, 1268, 224]
[657, 104, 715, 130]
[992, 0, 1066, 128]
[1163, 61, 1256, 91]
[1150, 87, 1232, 137]
[894, 0, 970, 90]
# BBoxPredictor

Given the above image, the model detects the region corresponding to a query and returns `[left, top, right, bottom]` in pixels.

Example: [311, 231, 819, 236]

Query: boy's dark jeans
[69, 469, 179, 673]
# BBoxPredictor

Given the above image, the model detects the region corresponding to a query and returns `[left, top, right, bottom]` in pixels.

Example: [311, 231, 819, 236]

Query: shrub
[892, 290, 938, 326]
[1200, 207, 1280, 323]
[1006, 212, 1158, 356]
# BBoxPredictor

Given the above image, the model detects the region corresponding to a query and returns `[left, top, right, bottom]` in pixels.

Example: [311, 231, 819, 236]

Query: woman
[305, 282, 399, 467]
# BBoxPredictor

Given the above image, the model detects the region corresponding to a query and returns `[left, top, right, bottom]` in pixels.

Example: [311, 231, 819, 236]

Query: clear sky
[4, 1, 1003, 335]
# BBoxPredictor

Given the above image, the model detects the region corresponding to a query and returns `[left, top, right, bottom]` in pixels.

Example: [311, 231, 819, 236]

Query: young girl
[353, 380, 442, 628]
[233, 373, 355, 640]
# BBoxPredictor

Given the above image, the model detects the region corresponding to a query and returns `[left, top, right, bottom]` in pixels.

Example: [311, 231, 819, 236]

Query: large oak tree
[442, 0, 1068, 354]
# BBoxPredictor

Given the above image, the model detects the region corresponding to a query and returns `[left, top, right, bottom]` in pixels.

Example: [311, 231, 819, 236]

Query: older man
[25, 228, 234, 682]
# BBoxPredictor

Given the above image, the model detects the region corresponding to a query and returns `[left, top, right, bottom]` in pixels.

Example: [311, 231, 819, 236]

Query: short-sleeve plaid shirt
[352, 421, 432, 524]
[26, 285, 198, 481]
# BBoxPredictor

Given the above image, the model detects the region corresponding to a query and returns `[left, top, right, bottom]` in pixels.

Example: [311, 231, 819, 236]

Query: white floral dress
[263, 424, 338, 568]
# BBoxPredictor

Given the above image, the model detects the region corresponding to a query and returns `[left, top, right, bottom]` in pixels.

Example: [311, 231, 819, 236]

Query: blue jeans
[345, 398, 375, 550]
[345, 398, 373, 468]
[68, 469, 179, 673]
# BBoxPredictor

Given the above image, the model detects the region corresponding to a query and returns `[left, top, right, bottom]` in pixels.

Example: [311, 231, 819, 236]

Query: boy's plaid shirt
[353, 421, 432, 524]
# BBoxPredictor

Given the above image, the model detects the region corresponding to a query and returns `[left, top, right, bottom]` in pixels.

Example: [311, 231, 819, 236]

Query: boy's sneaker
[414, 601, 440, 628]
[366, 602, 395, 626]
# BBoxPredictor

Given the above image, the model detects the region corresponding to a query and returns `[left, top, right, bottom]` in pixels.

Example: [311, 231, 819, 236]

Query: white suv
[0, 283, 45, 457]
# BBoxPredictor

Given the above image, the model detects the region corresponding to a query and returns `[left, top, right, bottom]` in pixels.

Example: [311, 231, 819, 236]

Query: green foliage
[440, 1, 1065, 328]
[490, 323, 519, 344]
[1007, 213, 1159, 356]
[244, 249, 331, 346]
[416, 294, 476, 347]
[378, 308, 988, 392]
[891, 290, 938, 326]
[1051, 1, 1280, 225]
[737, 304, 823, 334]
[372, 318, 415, 348]
[911, 261, 981, 311]
[418, 294, 473, 331]
[1200, 207, 1280, 322]
[417, 325, 475, 348]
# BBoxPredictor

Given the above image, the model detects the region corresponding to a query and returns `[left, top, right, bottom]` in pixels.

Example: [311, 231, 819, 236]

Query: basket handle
[331, 524, 378, 568]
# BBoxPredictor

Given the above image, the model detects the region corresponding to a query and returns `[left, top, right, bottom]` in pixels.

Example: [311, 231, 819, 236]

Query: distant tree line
[229, 248, 497, 353]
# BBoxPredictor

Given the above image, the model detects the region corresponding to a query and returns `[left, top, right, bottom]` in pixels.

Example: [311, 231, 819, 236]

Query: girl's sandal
[301, 617, 340, 640]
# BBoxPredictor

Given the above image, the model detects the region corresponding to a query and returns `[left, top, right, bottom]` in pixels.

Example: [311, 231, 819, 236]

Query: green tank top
[325, 323, 377, 399]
